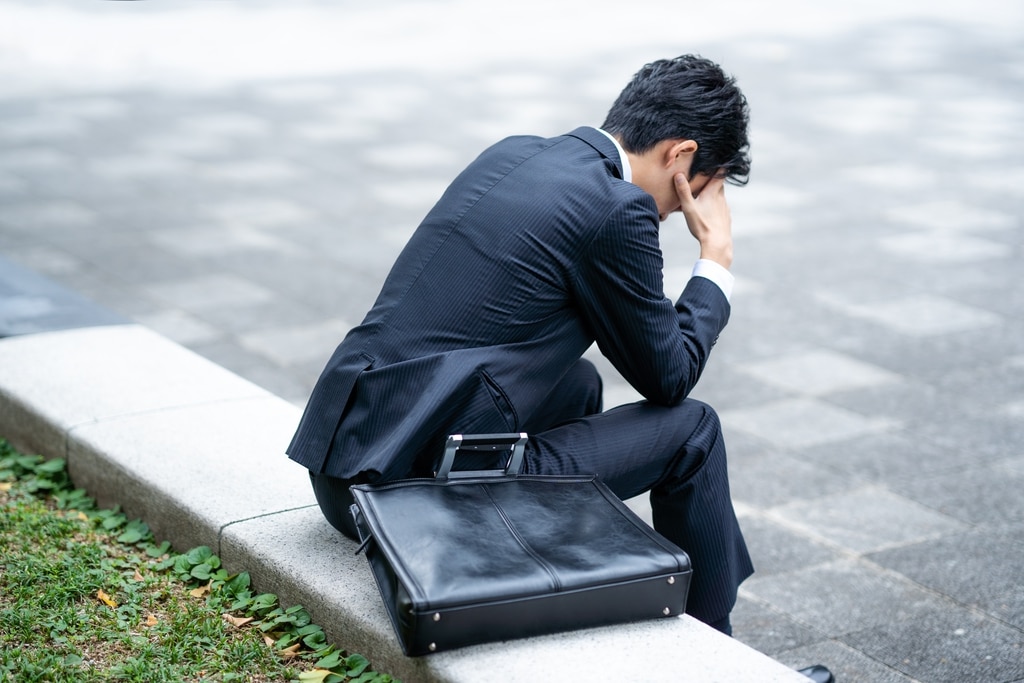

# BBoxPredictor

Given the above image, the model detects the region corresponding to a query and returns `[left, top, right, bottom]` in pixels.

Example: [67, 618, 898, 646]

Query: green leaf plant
[0, 438, 399, 683]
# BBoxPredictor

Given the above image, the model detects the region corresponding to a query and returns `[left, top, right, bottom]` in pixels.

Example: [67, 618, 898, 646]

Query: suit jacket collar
[565, 126, 625, 180]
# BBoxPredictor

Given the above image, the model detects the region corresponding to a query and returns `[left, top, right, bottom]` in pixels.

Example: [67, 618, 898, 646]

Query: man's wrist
[691, 259, 734, 302]
[698, 242, 733, 270]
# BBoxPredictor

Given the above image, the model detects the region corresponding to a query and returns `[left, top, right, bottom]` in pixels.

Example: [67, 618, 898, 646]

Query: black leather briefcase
[349, 433, 692, 656]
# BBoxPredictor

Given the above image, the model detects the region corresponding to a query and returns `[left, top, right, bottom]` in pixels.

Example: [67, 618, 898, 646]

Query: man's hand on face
[675, 172, 733, 270]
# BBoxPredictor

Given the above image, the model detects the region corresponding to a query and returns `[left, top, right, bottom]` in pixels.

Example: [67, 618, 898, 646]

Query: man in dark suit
[290, 55, 753, 635]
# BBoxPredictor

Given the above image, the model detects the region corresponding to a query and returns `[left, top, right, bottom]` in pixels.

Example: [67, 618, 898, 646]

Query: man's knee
[654, 399, 727, 493]
[678, 399, 723, 456]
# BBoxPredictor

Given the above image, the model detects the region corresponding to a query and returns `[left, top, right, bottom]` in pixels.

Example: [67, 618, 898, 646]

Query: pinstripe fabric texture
[288, 126, 753, 626]
[288, 126, 729, 480]
[289, 125, 751, 625]
[522, 360, 752, 624]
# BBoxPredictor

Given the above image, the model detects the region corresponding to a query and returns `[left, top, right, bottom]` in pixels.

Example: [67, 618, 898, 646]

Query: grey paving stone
[880, 231, 1012, 264]
[955, 280, 1024, 319]
[882, 199, 1017, 234]
[868, 525, 1024, 629]
[148, 224, 301, 258]
[719, 426, 782, 468]
[1004, 454, 1024, 475]
[900, 410, 1024, 464]
[890, 458, 1024, 526]
[140, 131, 231, 157]
[731, 596, 824, 657]
[185, 336, 292, 382]
[0, 114, 83, 143]
[178, 112, 274, 138]
[795, 432, 966, 483]
[208, 197, 315, 227]
[132, 309, 223, 347]
[721, 291, 897, 365]
[144, 274, 277, 311]
[0, 171, 24, 195]
[185, 298, 329, 338]
[846, 323, 1024, 390]
[841, 603, 1024, 683]
[735, 515, 843, 577]
[283, 231, 407, 277]
[735, 349, 902, 397]
[0, 147, 73, 171]
[877, 248, 1018, 294]
[0, 255, 126, 336]
[88, 153, 192, 181]
[0, 199, 96, 232]
[40, 96, 129, 121]
[239, 319, 351, 368]
[93, 200, 209, 233]
[73, 240, 214, 286]
[688, 362, 792, 411]
[50, 270, 166, 321]
[821, 379, 962, 431]
[773, 639, 918, 683]
[1004, 404, 1024, 426]
[228, 363, 318, 408]
[251, 81, 341, 104]
[195, 159, 305, 185]
[770, 486, 968, 554]
[720, 397, 898, 451]
[240, 257, 385, 324]
[1, 245, 81, 278]
[729, 449, 859, 511]
[742, 559, 948, 637]
[828, 293, 1004, 338]
[931, 356, 1024, 415]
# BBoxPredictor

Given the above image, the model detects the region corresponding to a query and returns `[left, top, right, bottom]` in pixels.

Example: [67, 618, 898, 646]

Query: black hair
[602, 55, 751, 185]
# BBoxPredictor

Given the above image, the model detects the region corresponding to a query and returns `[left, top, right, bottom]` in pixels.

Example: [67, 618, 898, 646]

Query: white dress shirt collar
[595, 127, 631, 183]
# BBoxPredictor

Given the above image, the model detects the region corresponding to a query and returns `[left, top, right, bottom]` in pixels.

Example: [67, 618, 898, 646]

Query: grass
[0, 438, 399, 683]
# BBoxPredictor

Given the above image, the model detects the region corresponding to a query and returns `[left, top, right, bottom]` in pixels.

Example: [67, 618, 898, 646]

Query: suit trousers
[521, 359, 754, 626]
[308, 358, 752, 626]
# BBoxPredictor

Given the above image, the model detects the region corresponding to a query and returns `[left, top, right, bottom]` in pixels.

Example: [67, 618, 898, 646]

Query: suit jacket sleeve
[571, 191, 730, 406]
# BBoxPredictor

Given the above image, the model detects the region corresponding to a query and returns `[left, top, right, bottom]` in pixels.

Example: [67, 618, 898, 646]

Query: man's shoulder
[459, 128, 647, 221]
[485, 127, 608, 156]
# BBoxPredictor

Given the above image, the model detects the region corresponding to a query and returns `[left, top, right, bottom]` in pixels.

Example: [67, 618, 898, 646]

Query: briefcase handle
[435, 432, 528, 480]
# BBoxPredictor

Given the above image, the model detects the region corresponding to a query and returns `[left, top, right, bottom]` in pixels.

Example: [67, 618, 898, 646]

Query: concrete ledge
[0, 323, 808, 682]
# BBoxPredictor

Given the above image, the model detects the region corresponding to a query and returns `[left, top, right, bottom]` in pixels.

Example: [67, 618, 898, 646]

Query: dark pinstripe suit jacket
[287, 126, 730, 481]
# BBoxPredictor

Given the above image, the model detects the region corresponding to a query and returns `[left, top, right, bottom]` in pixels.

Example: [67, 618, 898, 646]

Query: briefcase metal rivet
[429, 642, 437, 652]
[663, 607, 671, 616]
[667, 576, 675, 585]
[433, 612, 441, 622]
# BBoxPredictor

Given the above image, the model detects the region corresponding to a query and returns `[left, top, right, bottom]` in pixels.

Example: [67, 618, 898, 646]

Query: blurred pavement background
[1, 1, 1022, 681]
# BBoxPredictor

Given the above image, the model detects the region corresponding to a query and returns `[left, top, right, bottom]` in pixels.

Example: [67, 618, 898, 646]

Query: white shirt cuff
[690, 259, 734, 302]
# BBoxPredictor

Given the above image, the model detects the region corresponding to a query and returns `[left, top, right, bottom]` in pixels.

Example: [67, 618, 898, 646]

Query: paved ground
[1, 1, 1023, 681]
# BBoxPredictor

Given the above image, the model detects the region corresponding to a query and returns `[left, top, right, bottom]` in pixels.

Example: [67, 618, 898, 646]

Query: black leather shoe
[797, 664, 835, 683]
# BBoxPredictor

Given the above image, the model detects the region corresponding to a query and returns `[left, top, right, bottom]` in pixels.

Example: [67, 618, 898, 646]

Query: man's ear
[663, 139, 698, 170]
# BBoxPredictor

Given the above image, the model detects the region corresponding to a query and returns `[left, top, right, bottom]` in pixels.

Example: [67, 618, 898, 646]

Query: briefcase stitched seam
[358, 496, 429, 604]
[593, 482, 691, 572]
[482, 484, 562, 592]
